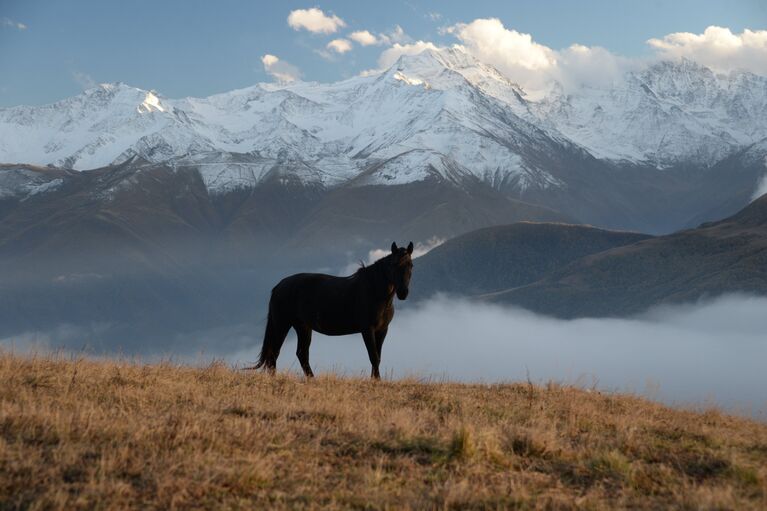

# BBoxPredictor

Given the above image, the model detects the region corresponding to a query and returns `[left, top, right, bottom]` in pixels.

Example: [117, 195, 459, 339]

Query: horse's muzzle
[396, 288, 409, 300]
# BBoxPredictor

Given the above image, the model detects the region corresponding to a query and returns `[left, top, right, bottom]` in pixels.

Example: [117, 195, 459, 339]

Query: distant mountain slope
[290, 179, 571, 257]
[412, 223, 652, 300]
[489, 195, 767, 316]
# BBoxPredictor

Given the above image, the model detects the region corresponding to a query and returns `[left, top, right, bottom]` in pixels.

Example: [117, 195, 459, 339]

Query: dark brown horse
[251, 242, 414, 379]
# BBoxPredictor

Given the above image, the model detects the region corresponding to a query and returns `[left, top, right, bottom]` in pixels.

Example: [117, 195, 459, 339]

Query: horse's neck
[363, 262, 395, 304]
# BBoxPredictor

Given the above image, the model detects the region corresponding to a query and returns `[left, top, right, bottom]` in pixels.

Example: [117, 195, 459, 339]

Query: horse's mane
[353, 252, 393, 276]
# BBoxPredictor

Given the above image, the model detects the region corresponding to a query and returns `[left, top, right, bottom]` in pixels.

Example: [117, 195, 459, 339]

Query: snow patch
[138, 91, 165, 113]
[393, 71, 430, 89]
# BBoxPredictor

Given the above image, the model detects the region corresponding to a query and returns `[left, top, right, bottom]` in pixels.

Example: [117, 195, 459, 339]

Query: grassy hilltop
[1, 352, 766, 509]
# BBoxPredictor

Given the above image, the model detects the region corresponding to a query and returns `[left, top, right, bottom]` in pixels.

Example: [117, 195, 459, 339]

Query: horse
[250, 241, 414, 379]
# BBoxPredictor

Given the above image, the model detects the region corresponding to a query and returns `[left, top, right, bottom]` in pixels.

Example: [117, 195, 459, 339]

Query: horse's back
[270, 272, 361, 334]
[271, 272, 354, 308]
[272, 272, 340, 295]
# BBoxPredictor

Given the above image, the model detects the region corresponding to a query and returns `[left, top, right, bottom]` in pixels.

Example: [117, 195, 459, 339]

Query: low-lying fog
[4, 295, 766, 418]
[232, 295, 767, 418]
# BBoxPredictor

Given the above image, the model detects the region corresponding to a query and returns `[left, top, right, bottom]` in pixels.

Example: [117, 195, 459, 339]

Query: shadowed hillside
[1, 353, 766, 509]
[491, 194, 767, 316]
[412, 222, 652, 300]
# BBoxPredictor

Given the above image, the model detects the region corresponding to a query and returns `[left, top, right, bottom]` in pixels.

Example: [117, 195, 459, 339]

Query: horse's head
[388, 241, 414, 300]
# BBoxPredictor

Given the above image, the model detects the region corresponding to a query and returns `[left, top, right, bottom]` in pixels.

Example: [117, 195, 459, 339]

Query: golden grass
[1, 352, 766, 510]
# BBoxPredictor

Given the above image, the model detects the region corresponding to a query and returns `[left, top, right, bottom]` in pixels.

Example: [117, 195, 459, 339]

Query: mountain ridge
[2, 48, 766, 191]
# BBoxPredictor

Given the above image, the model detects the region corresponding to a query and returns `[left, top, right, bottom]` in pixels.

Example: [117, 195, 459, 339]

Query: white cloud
[752, 171, 767, 201]
[72, 71, 96, 89]
[385, 25, 409, 44]
[647, 26, 767, 75]
[427, 12, 442, 22]
[287, 8, 345, 34]
[446, 18, 557, 89]
[374, 41, 441, 70]
[342, 237, 445, 276]
[261, 54, 301, 83]
[1, 17, 27, 30]
[326, 38, 352, 54]
[349, 30, 378, 46]
[360, 20, 766, 92]
[556, 44, 635, 89]
[350, 25, 409, 48]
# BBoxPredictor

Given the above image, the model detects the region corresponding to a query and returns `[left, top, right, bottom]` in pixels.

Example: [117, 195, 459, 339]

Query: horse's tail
[244, 293, 287, 371]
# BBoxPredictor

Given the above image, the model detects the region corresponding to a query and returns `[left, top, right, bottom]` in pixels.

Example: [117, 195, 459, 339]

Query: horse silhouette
[251, 241, 414, 379]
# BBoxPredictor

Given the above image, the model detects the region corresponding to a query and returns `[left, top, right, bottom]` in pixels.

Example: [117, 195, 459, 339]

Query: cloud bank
[648, 26, 767, 76]
[261, 54, 301, 83]
[359, 19, 767, 91]
[231, 295, 767, 416]
[4, 293, 766, 416]
[287, 8, 345, 34]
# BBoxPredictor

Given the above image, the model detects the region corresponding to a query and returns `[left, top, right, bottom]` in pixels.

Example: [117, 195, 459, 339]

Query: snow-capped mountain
[535, 59, 767, 166]
[3, 47, 765, 198]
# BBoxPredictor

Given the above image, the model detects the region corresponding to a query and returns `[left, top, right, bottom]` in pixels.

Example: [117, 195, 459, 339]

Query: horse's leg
[263, 317, 291, 375]
[295, 324, 314, 378]
[375, 326, 388, 364]
[362, 328, 380, 380]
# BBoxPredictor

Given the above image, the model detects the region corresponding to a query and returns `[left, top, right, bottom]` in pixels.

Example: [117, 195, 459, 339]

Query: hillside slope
[491, 194, 767, 316]
[412, 222, 652, 300]
[1, 353, 765, 509]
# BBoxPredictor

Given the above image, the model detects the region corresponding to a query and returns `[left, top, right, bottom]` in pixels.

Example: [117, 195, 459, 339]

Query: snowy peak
[536, 56, 767, 166]
[1, 47, 767, 194]
[138, 91, 166, 113]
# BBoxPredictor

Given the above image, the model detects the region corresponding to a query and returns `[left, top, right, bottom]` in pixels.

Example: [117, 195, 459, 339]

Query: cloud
[445, 18, 557, 89]
[349, 30, 378, 46]
[385, 25, 409, 44]
[326, 38, 352, 54]
[0, 17, 27, 30]
[229, 294, 767, 414]
[427, 12, 442, 22]
[752, 172, 767, 201]
[349, 26, 409, 49]
[364, 41, 441, 75]
[287, 7, 345, 34]
[648, 26, 767, 75]
[342, 237, 445, 275]
[556, 44, 635, 89]
[72, 71, 96, 89]
[261, 54, 301, 83]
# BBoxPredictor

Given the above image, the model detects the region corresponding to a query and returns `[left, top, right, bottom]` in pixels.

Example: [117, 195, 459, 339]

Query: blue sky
[0, 0, 765, 106]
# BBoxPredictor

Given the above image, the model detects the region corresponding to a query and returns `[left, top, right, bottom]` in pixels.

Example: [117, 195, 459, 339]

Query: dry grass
[1, 352, 766, 510]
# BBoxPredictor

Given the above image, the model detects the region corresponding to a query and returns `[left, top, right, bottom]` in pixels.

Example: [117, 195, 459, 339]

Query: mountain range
[2, 47, 767, 239]
[2, 47, 767, 347]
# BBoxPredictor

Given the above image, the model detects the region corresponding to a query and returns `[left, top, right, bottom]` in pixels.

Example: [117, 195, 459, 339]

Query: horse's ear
[406, 242, 414, 255]
[391, 242, 398, 253]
